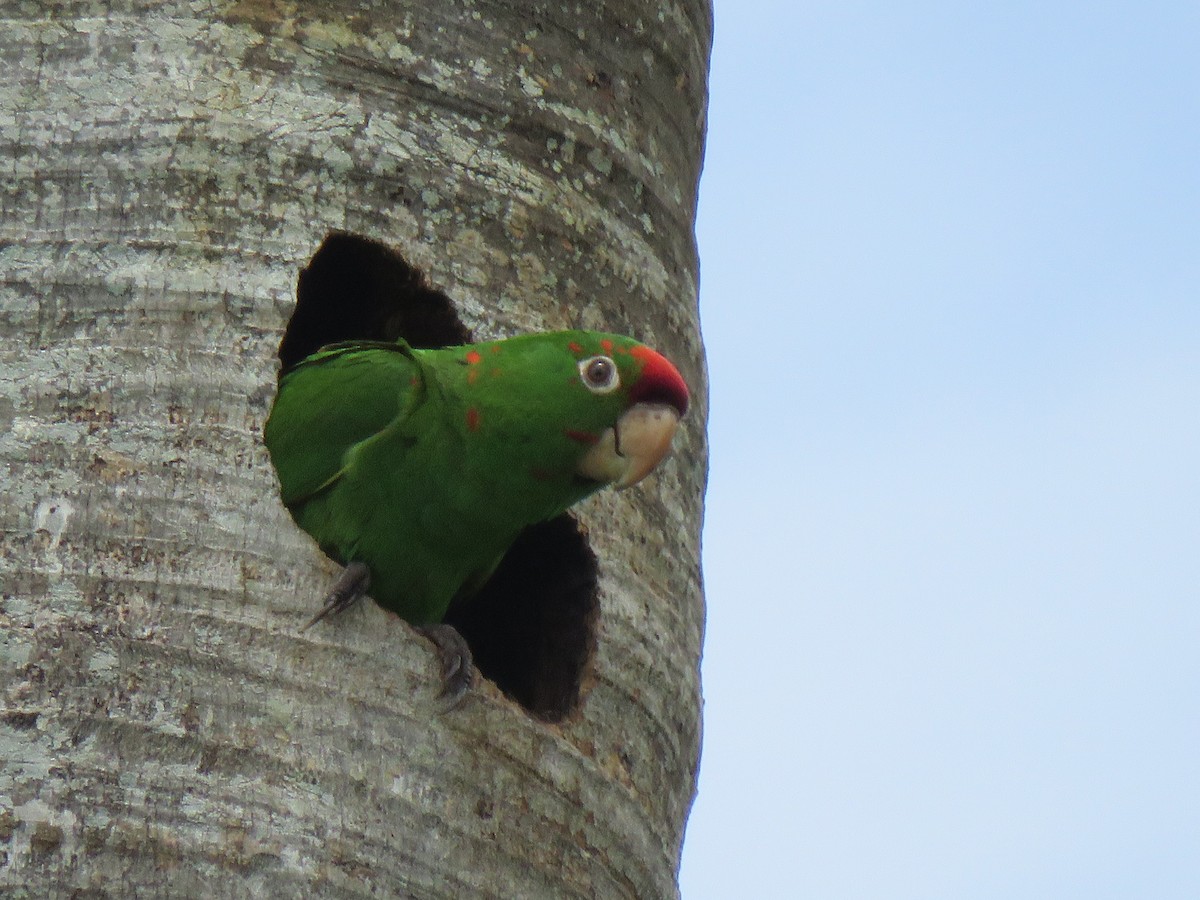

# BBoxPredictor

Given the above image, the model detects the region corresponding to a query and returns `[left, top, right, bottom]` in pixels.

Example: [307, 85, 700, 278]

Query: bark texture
[1, 2, 708, 898]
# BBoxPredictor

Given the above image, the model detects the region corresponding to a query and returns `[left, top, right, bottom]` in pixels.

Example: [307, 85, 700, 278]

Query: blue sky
[680, 3, 1200, 897]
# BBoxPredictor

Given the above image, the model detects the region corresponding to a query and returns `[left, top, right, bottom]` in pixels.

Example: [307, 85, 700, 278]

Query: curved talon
[416, 623, 475, 708]
[300, 561, 371, 632]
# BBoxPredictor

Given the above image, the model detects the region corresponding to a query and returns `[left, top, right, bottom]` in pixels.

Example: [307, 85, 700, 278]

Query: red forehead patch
[629, 344, 689, 415]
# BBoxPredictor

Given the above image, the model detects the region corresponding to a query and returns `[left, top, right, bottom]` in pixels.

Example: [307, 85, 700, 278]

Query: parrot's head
[458, 329, 689, 492]
[552, 331, 690, 490]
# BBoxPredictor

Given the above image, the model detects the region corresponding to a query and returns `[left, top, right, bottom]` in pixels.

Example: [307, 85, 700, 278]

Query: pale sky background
[680, 3, 1199, 898]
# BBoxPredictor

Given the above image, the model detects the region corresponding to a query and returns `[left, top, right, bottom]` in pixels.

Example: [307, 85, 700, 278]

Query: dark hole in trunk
[445, 517, 598, 721]
[272, 232, 598, 721]
[278, 231, 471, 367]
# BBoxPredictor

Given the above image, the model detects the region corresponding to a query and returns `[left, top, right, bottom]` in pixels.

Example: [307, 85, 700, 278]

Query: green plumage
[263, 330, 685, 625]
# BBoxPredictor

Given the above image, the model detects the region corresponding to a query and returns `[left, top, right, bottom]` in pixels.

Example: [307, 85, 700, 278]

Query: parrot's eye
[579, 355, 619, 393]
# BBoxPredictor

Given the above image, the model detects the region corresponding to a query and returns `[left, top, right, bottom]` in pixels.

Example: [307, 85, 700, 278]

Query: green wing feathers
[263, 342, 422, 508]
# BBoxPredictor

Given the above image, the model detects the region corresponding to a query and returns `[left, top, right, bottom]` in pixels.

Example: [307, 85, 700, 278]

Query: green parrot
[263, 329, 689, 699]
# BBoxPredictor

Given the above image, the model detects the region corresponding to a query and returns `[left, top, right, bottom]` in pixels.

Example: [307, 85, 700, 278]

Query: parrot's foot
[299, 561, 371, 632]
[416, 623, 475, 708]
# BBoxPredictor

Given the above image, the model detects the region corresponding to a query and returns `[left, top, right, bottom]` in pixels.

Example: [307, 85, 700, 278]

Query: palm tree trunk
[0, 2, 709, 895]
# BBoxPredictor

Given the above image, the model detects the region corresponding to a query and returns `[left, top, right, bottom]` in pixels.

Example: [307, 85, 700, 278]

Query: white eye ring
[579, 355, 620, 393]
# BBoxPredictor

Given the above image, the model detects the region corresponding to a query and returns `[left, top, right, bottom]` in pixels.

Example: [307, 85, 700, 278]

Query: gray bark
[1, 2, 709, 898]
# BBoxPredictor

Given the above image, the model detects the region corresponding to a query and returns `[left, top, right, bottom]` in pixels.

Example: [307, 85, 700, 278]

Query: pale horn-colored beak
[576, 402, 682, 489]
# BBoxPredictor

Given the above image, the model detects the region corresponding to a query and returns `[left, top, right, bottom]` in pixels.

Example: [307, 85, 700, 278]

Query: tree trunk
[0, 2, 709, 897]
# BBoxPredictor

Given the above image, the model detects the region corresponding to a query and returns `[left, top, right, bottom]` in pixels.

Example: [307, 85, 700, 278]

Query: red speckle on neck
[564, 429, 600, 445]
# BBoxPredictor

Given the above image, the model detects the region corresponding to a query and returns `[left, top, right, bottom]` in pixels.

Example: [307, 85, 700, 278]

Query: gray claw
[300, 561, 371, 632]
[416, 623, 475, 708]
